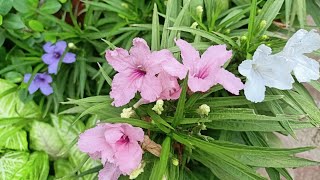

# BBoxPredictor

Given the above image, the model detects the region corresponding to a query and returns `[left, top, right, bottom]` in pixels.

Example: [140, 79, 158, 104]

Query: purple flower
[24, 73, 53, 96]
[41, 41, 76, 74]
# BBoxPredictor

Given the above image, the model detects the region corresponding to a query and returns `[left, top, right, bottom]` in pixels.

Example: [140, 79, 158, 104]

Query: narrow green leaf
[172, 77, 188, 127]
[151, 3, 160, 50]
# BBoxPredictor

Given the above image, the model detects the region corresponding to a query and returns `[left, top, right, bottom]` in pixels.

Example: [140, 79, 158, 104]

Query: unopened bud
[259, 20, 267, 30]
[191, 22, 199, 29]
[261, 35, 268, 40]
[172, 158, 179, 166]
[120, 107, 136, 118]
[68, 43, 77, 49]
[196, 104, 210, 116]
[224, 29, 230, 34]
[152, 100, 164, 115]
[196, 6, 203, 19]
[240, 35, 247, 41]
[121, 3, 129, 9]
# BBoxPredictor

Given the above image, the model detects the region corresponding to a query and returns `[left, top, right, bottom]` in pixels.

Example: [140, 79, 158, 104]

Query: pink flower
[175, 39, 244, 94]
[106, 38, 187, 106]
[78, 123, 144, 180]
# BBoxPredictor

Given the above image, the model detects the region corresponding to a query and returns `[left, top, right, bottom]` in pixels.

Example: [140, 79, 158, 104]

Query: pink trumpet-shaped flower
[106, 38, 187, 106]
[78, 123, 144, 180]
[175, 39, 244, 94]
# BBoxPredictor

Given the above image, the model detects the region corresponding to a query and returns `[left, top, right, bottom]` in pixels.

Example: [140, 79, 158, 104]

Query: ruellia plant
[1, 0, 320, 180]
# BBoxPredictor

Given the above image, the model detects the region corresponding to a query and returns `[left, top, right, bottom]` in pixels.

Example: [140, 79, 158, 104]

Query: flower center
[118, 135, 130, 144]
[194, 66, 210, 79]
[54, 52, 61, 59]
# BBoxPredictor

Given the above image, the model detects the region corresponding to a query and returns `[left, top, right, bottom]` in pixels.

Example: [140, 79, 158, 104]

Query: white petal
[238, 60, 253, 78]
[284, 29, 320, 55]
[262, 56, 294, 90]
[252, 44, 272, 64]
[293, 55, 320, 82]
[244, 77, 266, 103]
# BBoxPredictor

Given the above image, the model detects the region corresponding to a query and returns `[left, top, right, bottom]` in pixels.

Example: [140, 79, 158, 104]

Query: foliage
[0, 0, 320, 179]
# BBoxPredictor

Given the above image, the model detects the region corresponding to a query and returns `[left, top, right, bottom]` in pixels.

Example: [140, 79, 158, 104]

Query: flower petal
[201, 45, 232, 67]
[153, 49, 187, 79]
[139, 75, 162, 102]
[175, 39, 200, 68]
[284, 29, 320, 55]
[54, 41, 67, 54]
[43, 42, 55, 53]
[78, 125, 110, 154]
[129, 38, 151, 66]
[110, 73, 137, 107]
[24, 74, 31, 83]
[215, 69, 244, 95]
[28, 81, 40, 94]
[48, 62, 59, 74]
[188, 73, 215, 92]
[105, 48, 134, 73]
[63, 52, 76, 63]
[98, 163, 122, 180]
[115, 141, 143, 174]
[244, 77, 266, 103]
[122, 124, 144, 142]
[238, 60, 253, 78]
[158, 72, 181, 100]
[293, 55, 320, 82]
[42, 53, 57, 65]
[39, 83, 53, 96]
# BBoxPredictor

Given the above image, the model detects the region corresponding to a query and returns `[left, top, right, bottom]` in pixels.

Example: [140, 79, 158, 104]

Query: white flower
[120, 107, 135, 118]
[152, 100, 164, 115]
[276, 29, 320, 82]
[238, 44, 294, 102]
[196, 104, 210, 116]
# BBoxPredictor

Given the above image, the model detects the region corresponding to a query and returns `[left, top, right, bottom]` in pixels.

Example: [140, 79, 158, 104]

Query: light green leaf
[54, 159, 74, 178]
[0, 151, 29, 180]
[4, 130, 28, 151]
[29, 121, 64, 158]
[2, 13, 25, 29]
[0, 0, 13, 15]
[25, 152, 49, 180]
[28, 20, 44, 32]
[13, 0, 38, 13]
[40, 0, 62, 14]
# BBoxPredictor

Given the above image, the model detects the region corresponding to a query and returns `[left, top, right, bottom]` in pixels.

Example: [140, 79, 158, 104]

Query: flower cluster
[78, 123, 144, 180]
[239, 29, 320, 102]
[23, 41, 76, 96]
[105, 38, 244, 107]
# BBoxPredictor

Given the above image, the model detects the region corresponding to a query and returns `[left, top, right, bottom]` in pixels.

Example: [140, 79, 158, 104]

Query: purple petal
[48, 62, 59, 74]
[54, 41, 67, 54]
[39, 83, 53, 96]
[37, 73, 53, 83]
[24, 74, 32, 83]
[42, 53, 58, 65]
[28, 81, 40, 94]
[43, 42, 55, 53]
[98, 163, 122, 180]
[63, 52, 76, 63]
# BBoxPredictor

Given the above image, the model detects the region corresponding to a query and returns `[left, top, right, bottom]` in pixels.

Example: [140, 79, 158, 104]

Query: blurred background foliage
[0, 0, 320, 179]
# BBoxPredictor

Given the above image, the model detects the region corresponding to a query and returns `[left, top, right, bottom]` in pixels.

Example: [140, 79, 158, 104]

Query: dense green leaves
[0, 151, 29, 180]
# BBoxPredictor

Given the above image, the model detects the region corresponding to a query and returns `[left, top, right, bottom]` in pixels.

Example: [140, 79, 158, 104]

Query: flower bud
[120, 107, 136, 118]
[121, 3, 129, 9]
[152, 100, 164, 115]
[68, 43, 77, 50]
[259, 20, 267, 30]
[196, 5, 203, 19]
[196, 104, 210, 116]
[240, 35, 247, 41]
[261, 35, 269, 40]
[191, 22, 199, 29]
[172, 158, 179, 166]
[224, 29, 231, 34]
[129, 161, 146, 179]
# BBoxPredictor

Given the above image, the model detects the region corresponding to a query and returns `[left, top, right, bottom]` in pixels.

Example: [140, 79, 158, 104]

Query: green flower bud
[191, 22, 199, 29]
[261, 35, 269, 40]
[259, 20, 267, 30]
[196, 104, 210, 116]
[121, 3, 129, 9]
[152, 100, 164, 115]
[196, 5, 203, 19]
[240, 35, 247, 41]
[172, 158, 179, 166]
[120, 107, 136, 118]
